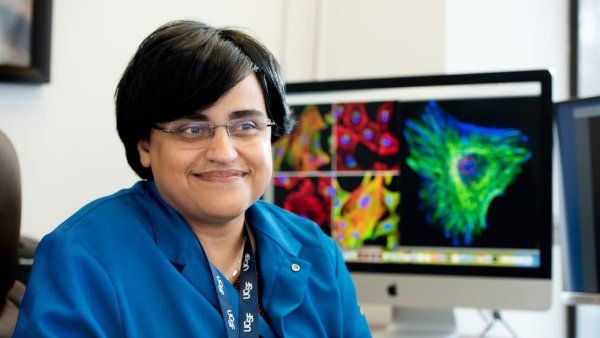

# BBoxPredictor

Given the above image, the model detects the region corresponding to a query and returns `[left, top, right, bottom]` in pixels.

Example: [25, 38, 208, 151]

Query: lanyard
[208, 225, 259, 338]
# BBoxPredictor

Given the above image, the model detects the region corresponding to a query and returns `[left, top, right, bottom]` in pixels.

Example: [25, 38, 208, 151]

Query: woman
[14, 20, 371, 337]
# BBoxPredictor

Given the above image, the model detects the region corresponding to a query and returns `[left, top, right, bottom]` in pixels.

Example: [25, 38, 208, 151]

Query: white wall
[316, 0, 446, 80]
[283, 0, 447, 82]
[445, 0, 570, 100]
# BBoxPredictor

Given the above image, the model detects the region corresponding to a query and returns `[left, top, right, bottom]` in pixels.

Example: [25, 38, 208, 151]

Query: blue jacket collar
[143, 180, 197, 266]
[246, 200, 301, 257]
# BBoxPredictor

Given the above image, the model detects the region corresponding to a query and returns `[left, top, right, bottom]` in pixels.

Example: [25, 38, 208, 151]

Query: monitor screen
[556, 97, 600, 306]
[266, 70, 553, 311]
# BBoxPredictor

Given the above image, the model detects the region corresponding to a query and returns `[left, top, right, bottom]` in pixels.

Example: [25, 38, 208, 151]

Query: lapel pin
[291, 263, 300, 272]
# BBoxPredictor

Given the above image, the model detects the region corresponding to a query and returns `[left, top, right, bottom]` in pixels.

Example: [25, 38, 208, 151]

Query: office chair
[0, 129, 23, 337]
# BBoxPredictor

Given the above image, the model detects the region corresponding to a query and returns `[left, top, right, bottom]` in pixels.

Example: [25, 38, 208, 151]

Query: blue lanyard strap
[208, 225, 259, 338]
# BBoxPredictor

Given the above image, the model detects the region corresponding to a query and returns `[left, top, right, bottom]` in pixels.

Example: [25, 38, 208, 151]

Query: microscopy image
[332, 173, 400, 250]
[273, 105, 332, 172]
[273, 175, 333, 234]
[272, 100, 403, 247]
[334, 101, 400, 171]
[403, 100, 531, 246]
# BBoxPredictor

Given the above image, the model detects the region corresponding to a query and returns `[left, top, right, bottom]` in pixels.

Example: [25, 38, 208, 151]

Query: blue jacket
[14, 181, 371, 337]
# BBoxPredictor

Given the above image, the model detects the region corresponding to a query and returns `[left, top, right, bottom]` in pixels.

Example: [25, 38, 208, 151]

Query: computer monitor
[265, 70, 553, 335]
[556, 97, 600, 306]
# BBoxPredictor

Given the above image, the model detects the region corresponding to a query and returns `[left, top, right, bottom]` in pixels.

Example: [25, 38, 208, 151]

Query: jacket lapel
[247, 202, 312, 335]
[261, 252, 312, 333]
[178, 244, 220, 309]
[144, 181, 219, 309]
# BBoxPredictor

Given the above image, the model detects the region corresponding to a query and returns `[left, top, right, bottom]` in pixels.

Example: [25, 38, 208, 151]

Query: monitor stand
[374, 307, 458, 338]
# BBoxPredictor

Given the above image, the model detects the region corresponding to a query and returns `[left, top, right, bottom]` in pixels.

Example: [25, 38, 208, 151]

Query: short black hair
[115, 20, 294, 179]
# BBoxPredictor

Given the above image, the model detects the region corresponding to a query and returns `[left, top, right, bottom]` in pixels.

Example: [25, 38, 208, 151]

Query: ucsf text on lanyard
[208, 225, 259, 338]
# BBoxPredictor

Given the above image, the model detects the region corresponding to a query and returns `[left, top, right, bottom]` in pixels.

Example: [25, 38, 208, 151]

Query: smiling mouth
[193, 170, 247, 183]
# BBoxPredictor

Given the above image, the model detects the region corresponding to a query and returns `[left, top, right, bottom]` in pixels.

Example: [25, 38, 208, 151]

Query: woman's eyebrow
[229, 109, 266, 119]
[184, 109, 265, 121]
[184, 113, 209, 121]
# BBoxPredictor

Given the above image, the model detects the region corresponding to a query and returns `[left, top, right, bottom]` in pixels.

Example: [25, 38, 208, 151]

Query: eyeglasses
[153, 116, 276, 148]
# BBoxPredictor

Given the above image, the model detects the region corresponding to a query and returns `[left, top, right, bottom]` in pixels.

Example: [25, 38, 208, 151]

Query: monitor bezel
[285, 70, 553, 279]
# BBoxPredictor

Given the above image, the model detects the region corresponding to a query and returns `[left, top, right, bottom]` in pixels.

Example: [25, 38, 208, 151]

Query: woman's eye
[235, 120, 258, 131]
[182, 127, 200, 134]
[180, 125, 208, 134]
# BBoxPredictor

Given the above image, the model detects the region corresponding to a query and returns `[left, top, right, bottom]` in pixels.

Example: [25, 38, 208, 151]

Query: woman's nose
[204, 126, 238, 163]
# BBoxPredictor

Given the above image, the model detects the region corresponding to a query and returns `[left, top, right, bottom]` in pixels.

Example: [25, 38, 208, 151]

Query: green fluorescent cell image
[404, 101, 531, 246]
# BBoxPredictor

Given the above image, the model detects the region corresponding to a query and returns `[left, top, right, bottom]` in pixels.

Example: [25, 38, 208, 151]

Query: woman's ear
[137, 139, 151, 168]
